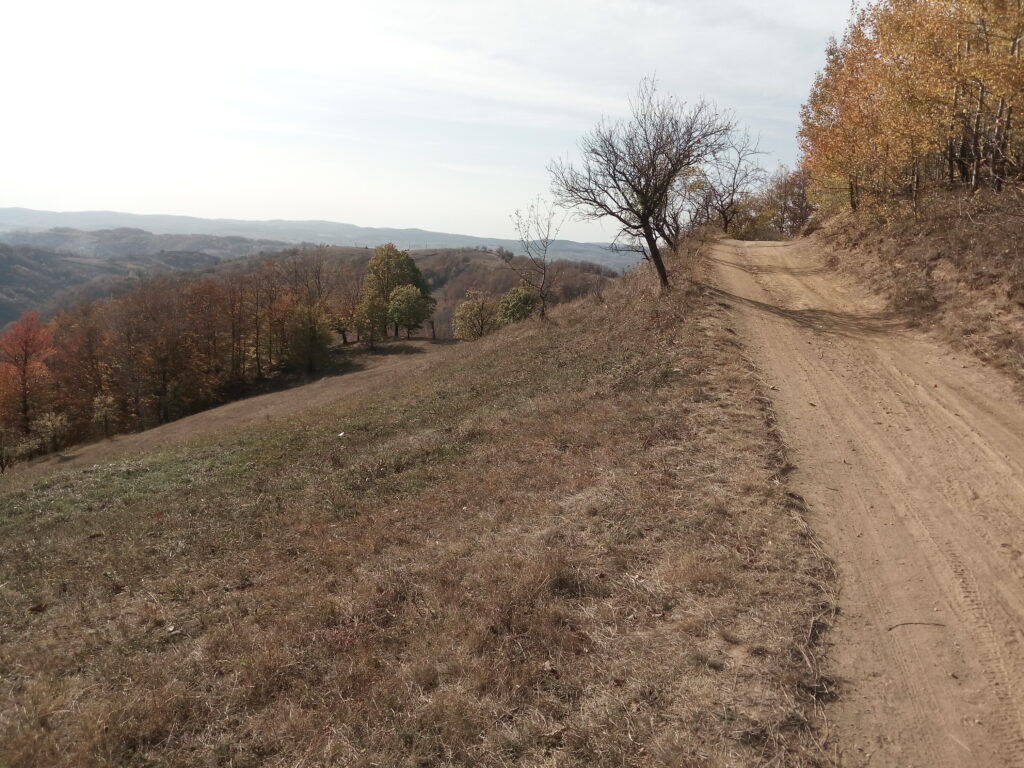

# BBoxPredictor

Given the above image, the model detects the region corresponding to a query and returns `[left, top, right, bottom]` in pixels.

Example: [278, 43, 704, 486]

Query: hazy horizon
[3, 0, 852, 241]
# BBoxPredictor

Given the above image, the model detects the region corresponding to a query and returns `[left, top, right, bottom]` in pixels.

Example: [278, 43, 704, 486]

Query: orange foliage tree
[0, 311, 54, 435]
[800, 0, 1023, 211]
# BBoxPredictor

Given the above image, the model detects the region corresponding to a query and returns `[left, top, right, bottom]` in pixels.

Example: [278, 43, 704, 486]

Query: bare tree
[549, 78, 733, 288]
[283, 246, 338, 372]
[704, 129, 766, 233]
[656, 168, 715, 250]
[506, 196, 564, 319]
[763, 166, 815, 236]
[0, 428, 13, 474]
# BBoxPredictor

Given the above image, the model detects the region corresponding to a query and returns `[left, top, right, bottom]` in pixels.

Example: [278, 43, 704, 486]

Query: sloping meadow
[0, 252, 836, 767]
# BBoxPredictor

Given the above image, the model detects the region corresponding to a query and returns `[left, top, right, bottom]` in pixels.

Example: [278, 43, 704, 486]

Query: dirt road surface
[714, 239, 1024, 767]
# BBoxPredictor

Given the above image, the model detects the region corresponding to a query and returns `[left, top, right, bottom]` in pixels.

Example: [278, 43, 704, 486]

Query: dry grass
[815, 193, 1024, 387]
[0, 250, 836, 767]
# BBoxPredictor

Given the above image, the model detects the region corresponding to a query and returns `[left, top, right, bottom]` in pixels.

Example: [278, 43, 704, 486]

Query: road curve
[713, 238, 1024, 768]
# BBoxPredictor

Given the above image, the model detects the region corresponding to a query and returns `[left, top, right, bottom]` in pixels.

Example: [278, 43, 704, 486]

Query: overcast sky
[2, 0, 852, 241]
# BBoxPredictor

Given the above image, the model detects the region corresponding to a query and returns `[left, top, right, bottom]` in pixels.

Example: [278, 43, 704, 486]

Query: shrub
[497, 286, 540, 325]
[453, 291, 499, 340]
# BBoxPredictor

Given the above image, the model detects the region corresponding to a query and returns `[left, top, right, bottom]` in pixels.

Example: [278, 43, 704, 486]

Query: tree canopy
[800, 0, 1023, 211]
[550, 78, 734, 287]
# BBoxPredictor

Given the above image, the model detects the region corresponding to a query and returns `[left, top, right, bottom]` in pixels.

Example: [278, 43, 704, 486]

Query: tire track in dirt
[711, 239, 1024, 767]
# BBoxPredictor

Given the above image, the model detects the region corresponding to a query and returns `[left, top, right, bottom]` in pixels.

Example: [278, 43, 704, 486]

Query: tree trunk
[19, 365, 30, 435]
[642, 223, 670, 288]
[948, 79, 961, 185]
[995, 104, 1013, 193]
[911, 159, 920, 212]
[971, 83, 987, 190]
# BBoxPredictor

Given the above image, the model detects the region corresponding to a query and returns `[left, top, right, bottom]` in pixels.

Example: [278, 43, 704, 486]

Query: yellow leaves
[800, 0, 1024, 208]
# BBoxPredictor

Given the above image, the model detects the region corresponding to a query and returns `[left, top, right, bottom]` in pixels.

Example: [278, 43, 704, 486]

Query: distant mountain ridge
[0, 226, 289, 261]
[0, 207, 635, 270]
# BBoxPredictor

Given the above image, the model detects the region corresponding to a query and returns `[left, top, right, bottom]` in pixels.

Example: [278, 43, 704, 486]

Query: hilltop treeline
[801, 0, 1023, 211]
[0, 244, 614, 463]
[289, 245, 617, 338]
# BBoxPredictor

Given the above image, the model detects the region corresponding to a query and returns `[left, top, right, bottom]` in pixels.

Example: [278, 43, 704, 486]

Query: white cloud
[1, 0, 851, 240]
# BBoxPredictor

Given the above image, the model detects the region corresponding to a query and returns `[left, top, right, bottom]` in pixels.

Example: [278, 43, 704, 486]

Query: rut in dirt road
[712, 239, 1024, 768]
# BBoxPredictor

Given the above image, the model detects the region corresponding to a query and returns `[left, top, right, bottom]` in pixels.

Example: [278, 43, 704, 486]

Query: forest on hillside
[0, 243, 613, 464]
[0, 243, 225, 327]
[800, 0, 1022, 211]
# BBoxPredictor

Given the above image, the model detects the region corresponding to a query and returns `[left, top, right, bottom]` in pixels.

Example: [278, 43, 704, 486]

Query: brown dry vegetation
[0, 248, 836, 767]
[812, 193, 1024, 387]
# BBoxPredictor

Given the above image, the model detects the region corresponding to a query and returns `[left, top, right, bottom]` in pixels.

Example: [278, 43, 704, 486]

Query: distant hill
[0, 243, 223, 326]
[0, 239, 616, 333]
[0, 207, 636, 270]
[0, 226, 288, 261]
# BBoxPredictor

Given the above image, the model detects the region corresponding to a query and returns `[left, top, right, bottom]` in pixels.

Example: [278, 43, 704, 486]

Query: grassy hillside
[0, 251, 835, 767]
[812, 195, 1024, 387]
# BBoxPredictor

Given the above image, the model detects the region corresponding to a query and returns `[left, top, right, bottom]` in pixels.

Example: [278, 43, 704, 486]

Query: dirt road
[713, 239, 1024, 767]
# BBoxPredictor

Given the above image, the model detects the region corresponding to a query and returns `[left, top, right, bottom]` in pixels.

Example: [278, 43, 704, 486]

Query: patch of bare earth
[0, 251, 835, 767]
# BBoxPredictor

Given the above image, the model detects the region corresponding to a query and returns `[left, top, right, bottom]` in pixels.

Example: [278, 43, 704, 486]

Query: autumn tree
[800, 1, 1024, 211]
[92, 394, 117, 438]
[33, 411, 70, 453]
[283, 248, 338, 373]
[497, 285, 540, 325]
[704, 130, 766, 232]
[355, 291, 388, 350]
[357, 243, 433, 343]
[764, 167, 815, 236]
[387, 285, 435, 339]
[0, 311, 54, 434]
[133, 279, 198, 424]
[332, 263, 364, 344]
[453, 291, 500, 340]
[49, 303, 113, 441]
[0, 365, 17, 470]
[0, 427, 13, 474]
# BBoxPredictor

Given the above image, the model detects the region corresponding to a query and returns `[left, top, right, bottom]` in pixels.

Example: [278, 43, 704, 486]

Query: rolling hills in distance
[0, 207, 632, 268]
[0, 207, 636, 328]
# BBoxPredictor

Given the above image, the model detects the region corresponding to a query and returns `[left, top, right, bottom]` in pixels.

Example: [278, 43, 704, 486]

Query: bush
[32, 412, 70, 453]
[453, 291, 500, 340]
[497, 286, 540, 325]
